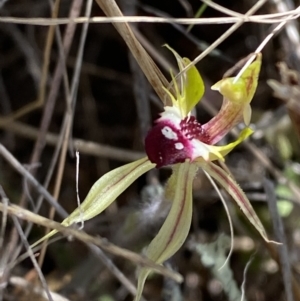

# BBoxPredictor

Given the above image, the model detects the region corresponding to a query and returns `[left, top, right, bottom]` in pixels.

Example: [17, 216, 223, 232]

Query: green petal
[183, 57, 205, 116]
[196, 127, 253, 162]
[212, 127, 253, 159]
[31, 157, 155, 248]
[243, 103, 252, 126]
[200, 161, 270, 242]
[134, 162, 197, 301]
[211, 77, 246, 104]
[211, 54, 261, 106]
[164, 45, 205, 117]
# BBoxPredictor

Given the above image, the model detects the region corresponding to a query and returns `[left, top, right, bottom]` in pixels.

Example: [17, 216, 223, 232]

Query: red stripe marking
[208, 163, 258, 222]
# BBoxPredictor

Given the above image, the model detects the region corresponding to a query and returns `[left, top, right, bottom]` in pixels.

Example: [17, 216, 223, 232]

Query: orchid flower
[32, 48, 269, 301]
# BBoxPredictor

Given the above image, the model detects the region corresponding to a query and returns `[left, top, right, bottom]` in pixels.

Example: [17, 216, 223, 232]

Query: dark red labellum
[145, 121, 191, 168]
[145, 115, 210, 168]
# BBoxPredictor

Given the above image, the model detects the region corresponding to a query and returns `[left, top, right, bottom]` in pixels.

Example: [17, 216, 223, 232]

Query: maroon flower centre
[180, 116, 210, 142]
[145, 115, 210, 168]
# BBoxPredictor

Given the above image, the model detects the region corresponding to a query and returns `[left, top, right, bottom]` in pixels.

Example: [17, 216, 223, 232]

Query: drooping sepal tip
[134, 162, 197, 301]
[200, 161, 279, 244]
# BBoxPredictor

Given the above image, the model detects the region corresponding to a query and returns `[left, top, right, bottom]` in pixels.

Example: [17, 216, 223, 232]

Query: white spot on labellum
[161, 126, 178, 140]
[175, 142, 184, 150]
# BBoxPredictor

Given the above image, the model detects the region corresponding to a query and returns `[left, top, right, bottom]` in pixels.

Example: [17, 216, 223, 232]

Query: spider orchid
[32, 48, 270, 301]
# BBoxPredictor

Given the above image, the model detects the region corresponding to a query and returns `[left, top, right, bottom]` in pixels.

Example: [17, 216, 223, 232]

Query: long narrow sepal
[134, 162, 197, 301]
[65, 157, 155, 224]
[200, 161, 270, 243]
[31, 157, 155, 248]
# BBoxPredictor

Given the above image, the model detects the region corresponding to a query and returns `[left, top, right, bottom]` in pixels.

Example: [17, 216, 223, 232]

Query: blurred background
[0, 0, 300, 300]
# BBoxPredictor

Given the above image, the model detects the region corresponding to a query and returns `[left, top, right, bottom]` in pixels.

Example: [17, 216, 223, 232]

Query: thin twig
[38, 0, 61, 117]
[9, 276, 70, 301]
[0, 189, 8, 250]
[122, 0, 152, 141]
[89, 244, 147, 300]
[95, 0, 171, 105]
[0, 188, 53, 301]
[264, 178, 294, 301]
[0, 0, 59, 122]
[0, 144, 68, 218]
[37, 114, 72, 268]
[234, 6, 300, 83]
[271, 0, 300, 71]
[140, 4, 232, 62]
[1, 11, 300, 25]
[29, 0, 83, 167]
[7, 116, 69, 274]
[0, 22, 41, 90]
[1, 0, 81, 270]
[200, 0, 245, 18]
[0, 202, 183, 283]
[0, 120, 144, 161]
[181, 0, 268, 74]
[38, 0, 92, 269]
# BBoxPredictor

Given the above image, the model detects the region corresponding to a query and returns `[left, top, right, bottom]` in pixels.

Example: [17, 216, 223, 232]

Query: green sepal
[134, 162, 197, 301]
[31, 157, 155, 249]
[200, 161, 271, 243]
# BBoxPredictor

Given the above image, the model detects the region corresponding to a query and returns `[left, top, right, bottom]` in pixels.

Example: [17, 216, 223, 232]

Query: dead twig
[0, 202, 183, 283]
[0, 144, 68, 218]
[121, 0, 152, 141]
[0, 187, 53, 301]
[95, 0, 171, 105]
[0, 120, 144, 162]
[264, 178, 294, 301]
